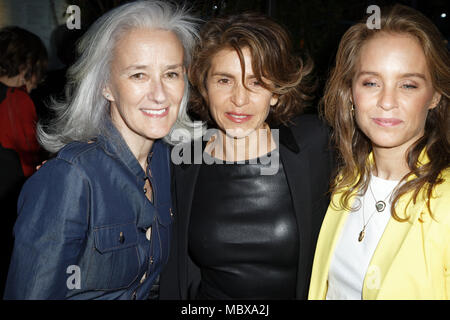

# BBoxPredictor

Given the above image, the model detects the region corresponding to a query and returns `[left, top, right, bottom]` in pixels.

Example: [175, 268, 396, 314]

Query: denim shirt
[4, 121, 173, 300]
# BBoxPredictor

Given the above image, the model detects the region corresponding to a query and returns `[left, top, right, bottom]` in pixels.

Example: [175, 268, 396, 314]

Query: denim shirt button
[150, 256, 154, 265]
[140, 272, 147, 284]
[119, 231, 125, 244]
[131, 291, 137, 300]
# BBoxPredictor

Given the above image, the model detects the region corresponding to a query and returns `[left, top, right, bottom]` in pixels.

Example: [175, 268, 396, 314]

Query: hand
[36, 160, 47, 170]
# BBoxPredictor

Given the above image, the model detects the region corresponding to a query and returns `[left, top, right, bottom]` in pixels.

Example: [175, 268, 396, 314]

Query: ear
[428, 91, 441, 110]
[102, 86, 115, 102]
[270, 94, 279, 107]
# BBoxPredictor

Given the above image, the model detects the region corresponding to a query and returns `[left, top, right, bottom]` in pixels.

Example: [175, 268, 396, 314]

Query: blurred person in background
[0, 26, 47, 178]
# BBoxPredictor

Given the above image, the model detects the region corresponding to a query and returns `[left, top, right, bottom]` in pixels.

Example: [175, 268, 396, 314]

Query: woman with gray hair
[4, 0, 199, 300]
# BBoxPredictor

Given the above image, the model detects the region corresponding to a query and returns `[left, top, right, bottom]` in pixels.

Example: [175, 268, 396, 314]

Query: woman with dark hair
[160, 12, 334, 300]
[0, 26, 47, 177]
[309, 4, 449, 299]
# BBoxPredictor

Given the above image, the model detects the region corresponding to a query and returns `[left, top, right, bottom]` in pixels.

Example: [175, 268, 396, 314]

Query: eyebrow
[357, 71, 427, 80]
[210, 72, 257, 79]
[124, 63, 183, 71]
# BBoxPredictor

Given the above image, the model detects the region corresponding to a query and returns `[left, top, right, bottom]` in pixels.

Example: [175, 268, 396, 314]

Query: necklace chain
[368, 182, 392, 213]
[358, 178, 397, 242]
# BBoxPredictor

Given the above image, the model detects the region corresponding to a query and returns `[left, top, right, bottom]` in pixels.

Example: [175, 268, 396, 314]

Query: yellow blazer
[308, 156, 450, 300]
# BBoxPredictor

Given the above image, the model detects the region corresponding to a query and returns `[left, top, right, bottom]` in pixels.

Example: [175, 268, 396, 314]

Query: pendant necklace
[368, 182, 392, 213]
[358, 181, 395, 242]
[359, 198, 378, 242]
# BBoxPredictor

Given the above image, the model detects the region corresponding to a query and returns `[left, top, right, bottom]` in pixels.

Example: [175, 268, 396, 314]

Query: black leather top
[188, 152, 299, 299]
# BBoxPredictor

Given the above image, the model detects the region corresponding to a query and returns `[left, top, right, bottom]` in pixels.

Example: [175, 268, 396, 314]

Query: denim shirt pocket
[85, 222, 140, 291]
[155, 203, 173, 227]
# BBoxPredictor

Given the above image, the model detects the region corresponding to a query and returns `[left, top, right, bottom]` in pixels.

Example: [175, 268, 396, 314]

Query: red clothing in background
[0, 83, 41, 177]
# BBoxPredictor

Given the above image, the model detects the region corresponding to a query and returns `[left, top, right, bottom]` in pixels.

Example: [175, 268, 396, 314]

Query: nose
[147, 78, 167, 104]
[377, 86, 398, 111]
[231, 83, 249, 107]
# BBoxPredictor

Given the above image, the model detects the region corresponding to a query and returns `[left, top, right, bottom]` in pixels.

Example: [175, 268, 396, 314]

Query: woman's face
[105, 28, 185, 146]
[205, 47, 278, 139]
[352, 33, 441, 153]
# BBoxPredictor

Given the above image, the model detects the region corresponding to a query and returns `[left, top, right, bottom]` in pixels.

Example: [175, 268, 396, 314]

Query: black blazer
[160, 114, 335, 299]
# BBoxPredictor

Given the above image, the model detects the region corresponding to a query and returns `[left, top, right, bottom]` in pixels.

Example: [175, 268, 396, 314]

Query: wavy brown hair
[321, 4, 450, 220]
[0, 26, 47, 84]
[188, 12, 314, 126]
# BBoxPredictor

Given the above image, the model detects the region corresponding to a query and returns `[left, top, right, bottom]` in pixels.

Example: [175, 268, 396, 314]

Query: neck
[372, 144, 412, 181]
[0, 75, 23, 88]
[113, 121, 153, 172]
[206, 124, 275, 161]
[131, 141, 153, 172]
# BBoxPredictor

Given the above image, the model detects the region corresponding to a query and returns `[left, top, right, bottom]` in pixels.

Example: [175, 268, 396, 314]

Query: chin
[144, 128, 171, 140]
[224, 127, 256, 139]
[370, 136, 409, 149]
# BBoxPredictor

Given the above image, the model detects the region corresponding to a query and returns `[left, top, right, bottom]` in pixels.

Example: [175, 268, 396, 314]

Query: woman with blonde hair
[309, 4, 449, 299]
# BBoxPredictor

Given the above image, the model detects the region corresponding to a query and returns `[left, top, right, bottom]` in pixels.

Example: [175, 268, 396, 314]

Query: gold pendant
[358, 229, 365, 242]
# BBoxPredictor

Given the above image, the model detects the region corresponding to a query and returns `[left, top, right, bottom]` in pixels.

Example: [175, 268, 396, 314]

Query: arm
[4, 158, 89, 299]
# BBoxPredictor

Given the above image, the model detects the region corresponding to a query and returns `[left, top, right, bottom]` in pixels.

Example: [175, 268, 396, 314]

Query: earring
[104, 93, 111, 99]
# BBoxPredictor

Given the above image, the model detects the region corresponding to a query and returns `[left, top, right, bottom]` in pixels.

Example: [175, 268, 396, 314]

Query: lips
[372, 117, 403, 127]
[225, 112, 252, 123]
[141, 107, 169, 118]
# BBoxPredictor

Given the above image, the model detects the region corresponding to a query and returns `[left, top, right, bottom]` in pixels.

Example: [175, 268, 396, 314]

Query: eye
[165, 71, 180, 79]
[218, 78, 230, 85]
[401, 83, 417, 89]
[250, 80, 262, 86]
[363, 81, 378, 87]
[130, 73, 146, 80]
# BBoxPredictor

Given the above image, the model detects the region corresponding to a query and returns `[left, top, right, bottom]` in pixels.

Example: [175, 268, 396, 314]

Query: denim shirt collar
[97, 118, 156, 181]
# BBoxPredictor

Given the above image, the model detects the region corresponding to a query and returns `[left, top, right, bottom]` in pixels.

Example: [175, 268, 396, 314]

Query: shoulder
[433, 167, 450, 203]
[288, 113, 329, 129]
[8, 86, 34, 106]
[29, 141, 104, 184]
[427, 167, 450, 225]
[285, 113, 330, 140]
[56, 140, 104, 164]
[282, 113, 331, 151]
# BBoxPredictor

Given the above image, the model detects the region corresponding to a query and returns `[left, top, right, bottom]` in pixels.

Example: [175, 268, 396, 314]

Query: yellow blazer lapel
[362, 187, 426, 299]
[309, 194, 356, 299]
[362, 150, 430, 299]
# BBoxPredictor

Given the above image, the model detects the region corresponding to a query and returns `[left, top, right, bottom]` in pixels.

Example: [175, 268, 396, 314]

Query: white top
[326, 175, 400, 300]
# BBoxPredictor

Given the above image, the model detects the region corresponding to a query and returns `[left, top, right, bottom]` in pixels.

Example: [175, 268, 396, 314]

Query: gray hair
[38, 0, 203, 153]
